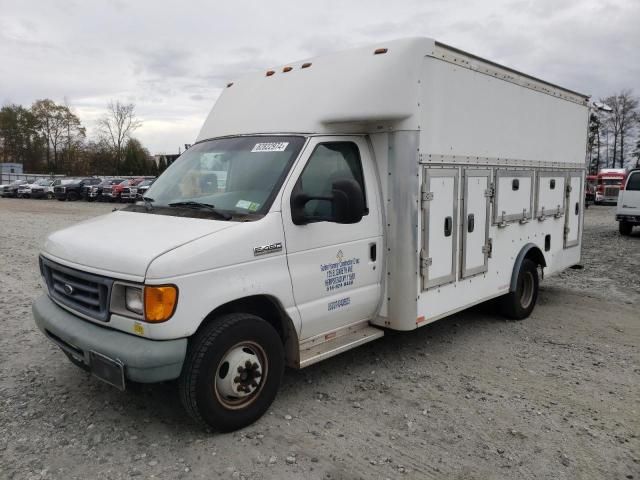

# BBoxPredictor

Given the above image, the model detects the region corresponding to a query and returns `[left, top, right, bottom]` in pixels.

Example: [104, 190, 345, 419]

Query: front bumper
[33, 294, 187, 383]
[616, 214, 640, 225]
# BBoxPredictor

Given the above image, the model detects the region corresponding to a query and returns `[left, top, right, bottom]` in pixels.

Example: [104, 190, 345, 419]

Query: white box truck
[33, 37, 589, 431]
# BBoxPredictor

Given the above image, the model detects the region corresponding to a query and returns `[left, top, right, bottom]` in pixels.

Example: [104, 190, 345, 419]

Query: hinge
[484, 185, 495, 198]
[519, 209, 529, 224]
[419, 250, 432, 277]
[563, 226, 570, 239]
[421, 186, 434, 207]
[565, 184, 572, 197]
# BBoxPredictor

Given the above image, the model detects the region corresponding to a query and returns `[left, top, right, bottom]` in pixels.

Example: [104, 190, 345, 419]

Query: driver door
[281, 136, 383, 340]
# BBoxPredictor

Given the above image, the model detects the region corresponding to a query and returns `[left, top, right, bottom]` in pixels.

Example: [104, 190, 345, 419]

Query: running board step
[299, 325, 384, 368]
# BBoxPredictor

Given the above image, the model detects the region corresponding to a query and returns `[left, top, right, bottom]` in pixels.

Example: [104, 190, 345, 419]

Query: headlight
[125, 287, 143, 315]
[144, 285, 178, 322]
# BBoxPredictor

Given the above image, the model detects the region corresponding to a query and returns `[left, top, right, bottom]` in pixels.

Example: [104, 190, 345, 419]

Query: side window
[295, 142, 365, 221]
[626, 172, 640, 191]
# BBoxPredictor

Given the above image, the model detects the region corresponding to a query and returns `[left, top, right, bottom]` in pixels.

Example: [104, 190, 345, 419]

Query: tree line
[0, 99, 167, 176]
[587, 89, 640, 173]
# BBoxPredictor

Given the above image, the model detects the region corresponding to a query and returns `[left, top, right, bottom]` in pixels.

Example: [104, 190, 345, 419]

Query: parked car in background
[54, 178, 102, 201]
[89, 178, 125, 202]
[2, 179, 31, 198]
[595, 169, 626, 204]
[104, 178, 144, 202]
[17, 179, 55, 199]
[134, 179, 155, 200]
[616, 169, 640, 235]
[81, 178, 103, 200]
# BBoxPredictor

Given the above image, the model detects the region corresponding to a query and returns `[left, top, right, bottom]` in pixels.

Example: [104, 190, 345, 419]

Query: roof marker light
[374, 48, 388, 55]
[266, 70, 275, 77]
[282, 66, 293, 73]
[301, 62, 312, 69]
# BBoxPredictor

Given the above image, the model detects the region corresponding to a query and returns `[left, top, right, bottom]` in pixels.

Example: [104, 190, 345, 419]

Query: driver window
[295, 142, 365, 220]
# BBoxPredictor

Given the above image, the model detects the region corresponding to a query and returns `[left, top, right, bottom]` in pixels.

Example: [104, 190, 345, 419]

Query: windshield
[146, 136, 305, 216]
[600, 178, 622, 185]
[36, 179, 50, 186]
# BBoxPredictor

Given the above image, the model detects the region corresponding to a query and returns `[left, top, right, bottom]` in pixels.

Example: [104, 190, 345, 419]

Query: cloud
[0, 0, 638, 153]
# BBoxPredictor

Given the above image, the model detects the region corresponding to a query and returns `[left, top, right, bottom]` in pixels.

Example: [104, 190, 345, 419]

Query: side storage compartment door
[461, 169, 491, 278]
[421, 168, 458, 290]
[536, 172, 565, 220]
[564, 172, 583, 248]
[493, 170, 534, 225]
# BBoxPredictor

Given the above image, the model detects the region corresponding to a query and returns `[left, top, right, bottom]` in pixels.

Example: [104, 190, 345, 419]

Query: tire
[179, 313, 284, 432]
[619, 221, 632, 236]
[499, 258, 539, 320]
[47, 192, 54, 200]
[67, 191, 79, 201]
[57, 197, 66, 201]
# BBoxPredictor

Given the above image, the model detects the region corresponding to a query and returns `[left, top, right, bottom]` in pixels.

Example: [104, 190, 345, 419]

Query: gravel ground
[0, 199, 638, 480]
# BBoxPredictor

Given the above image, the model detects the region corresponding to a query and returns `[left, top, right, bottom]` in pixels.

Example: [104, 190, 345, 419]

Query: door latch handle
[444, 216, 452, 237]
[369, 242, 377, 262]
[467, 213, 475, 233]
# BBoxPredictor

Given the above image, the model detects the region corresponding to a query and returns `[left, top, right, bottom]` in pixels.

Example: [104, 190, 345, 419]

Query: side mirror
[291, 178, 365, 225]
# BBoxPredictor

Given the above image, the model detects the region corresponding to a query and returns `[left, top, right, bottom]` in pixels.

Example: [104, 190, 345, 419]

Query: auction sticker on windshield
[251, 142, 289, 153]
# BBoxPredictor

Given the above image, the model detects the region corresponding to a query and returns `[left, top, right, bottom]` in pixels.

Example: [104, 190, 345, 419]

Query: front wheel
[499, 258, 539, 320]
[619, 221, 632, 236]
[179, 313, 284, 432]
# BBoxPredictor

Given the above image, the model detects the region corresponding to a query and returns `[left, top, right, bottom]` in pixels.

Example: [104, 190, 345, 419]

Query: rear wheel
[499, 259, 539, 320]
[619, 221, 632, 236]
[179, 313, 284, 432]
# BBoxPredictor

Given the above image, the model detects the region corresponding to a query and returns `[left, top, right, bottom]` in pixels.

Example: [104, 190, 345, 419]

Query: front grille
[54, 186, 66, 193]
[604, 187, 619, 198]
[102, 187, 112, 195]
[41, 257, 113, 321]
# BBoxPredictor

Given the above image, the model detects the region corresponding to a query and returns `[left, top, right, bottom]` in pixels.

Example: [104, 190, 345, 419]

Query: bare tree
[602, 91, 639, 168]
[97, 101, 142, 174]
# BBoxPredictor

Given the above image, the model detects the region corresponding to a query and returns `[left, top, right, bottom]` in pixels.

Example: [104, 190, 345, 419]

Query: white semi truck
[33, 37, 589, 431]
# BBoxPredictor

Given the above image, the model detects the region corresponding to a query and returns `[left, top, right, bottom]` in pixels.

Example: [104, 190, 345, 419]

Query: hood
[43, 210, 237, 279]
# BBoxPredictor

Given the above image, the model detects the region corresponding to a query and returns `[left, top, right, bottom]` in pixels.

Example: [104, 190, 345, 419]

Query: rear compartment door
[564, 172, 583, 248]
[421, 168, 458, 289]
[461, 169, 490, 278]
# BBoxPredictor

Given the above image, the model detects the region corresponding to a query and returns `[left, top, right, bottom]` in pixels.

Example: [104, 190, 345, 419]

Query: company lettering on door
[320, 250, 360, 292]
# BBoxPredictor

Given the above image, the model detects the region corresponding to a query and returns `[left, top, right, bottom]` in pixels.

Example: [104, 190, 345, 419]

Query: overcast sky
[1, 0, 638, 154]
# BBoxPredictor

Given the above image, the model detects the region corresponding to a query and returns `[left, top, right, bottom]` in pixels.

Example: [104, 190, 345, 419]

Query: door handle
[444, 216, 452, 237]
[369, 243, 377, 262]
[467, 213, 475, 233]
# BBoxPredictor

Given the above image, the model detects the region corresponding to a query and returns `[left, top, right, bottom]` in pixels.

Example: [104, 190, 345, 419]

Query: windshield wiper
[142, 196, 154, 211]
[168, 201, 232, 220]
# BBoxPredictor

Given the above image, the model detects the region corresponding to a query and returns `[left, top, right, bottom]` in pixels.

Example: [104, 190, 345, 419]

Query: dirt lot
[0, 199, 638, 480]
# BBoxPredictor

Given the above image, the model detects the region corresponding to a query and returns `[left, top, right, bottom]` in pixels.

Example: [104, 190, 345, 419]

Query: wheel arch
[509, 243, 546, 292]
[197, 295, 299, 368]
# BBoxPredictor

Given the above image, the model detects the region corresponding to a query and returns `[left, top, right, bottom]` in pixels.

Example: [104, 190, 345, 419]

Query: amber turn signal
[144, 285, 178, 322]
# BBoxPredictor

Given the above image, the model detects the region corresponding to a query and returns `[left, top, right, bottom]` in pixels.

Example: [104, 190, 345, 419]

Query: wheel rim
[214, 341, 268, 410]
[520, 271, 535, 308]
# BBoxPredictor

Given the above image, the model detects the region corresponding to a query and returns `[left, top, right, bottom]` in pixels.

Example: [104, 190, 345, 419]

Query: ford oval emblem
[63, 283, 74, 295]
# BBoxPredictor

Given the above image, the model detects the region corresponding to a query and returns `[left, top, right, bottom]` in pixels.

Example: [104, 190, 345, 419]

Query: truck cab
[595, 169, 626, 204]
